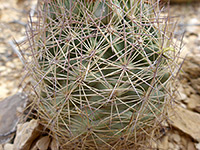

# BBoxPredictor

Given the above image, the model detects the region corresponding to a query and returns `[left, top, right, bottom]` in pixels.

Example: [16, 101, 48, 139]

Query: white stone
[195, 143, 200, 150]
[4, 143, 14, 150]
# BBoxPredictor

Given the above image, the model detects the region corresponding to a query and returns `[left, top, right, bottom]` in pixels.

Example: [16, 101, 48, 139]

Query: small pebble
[181, 137, 188, 147]
[4, 143, 14, 150]
[0, 144, 3, 150]
[195, 143, 200, 150]
[179, 92, 187, 101]
[168, 143, 175, 149]
[174, 144, 180, 150]
[187, 141, 196, 150]
[172, 134, 181, 143]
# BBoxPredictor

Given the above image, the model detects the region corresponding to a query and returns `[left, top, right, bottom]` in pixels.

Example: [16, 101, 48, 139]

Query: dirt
[0, 0, 200, 150]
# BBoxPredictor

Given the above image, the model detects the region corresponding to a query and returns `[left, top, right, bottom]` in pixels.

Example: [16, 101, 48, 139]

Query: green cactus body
[26, 0, 179, 149]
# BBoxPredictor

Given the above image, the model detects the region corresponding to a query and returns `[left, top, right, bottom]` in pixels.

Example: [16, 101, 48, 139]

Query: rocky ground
[0, 0, 200, 150]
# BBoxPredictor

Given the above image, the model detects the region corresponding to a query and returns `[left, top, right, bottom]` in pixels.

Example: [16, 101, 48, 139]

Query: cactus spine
[25, 0, 180, 149]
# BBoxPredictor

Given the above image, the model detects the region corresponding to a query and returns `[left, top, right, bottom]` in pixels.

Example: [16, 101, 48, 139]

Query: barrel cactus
[25, 0, 180, 149]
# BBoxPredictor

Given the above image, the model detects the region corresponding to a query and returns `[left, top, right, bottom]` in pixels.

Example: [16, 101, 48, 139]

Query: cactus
[25, 0, 180, 149]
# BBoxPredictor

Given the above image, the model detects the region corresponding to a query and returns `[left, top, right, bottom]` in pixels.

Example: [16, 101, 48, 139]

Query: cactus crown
[25, 0, 180, 149]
